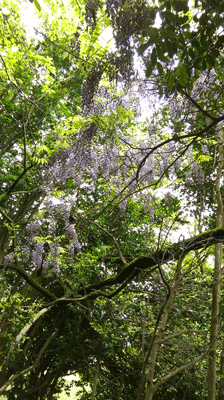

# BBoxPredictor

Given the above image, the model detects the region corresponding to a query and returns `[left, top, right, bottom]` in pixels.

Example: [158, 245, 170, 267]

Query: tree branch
[182, 90, 218, 120]
[78, 226, 224, 295]
[1, 263, 57, 300]
[154, 354, 203, 390]
[157, 329, 208, 344]
[0, 55, 43, 112]
[0, 331, 56, 393]
[136, 114, 224, 181]
[93, 221, 127, 264]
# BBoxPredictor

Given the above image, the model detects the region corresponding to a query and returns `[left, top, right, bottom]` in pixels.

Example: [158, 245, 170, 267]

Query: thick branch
[3, 227, 224, 304]
[1, 307, 52, 375]
[79, 226, 224, 295]
[1, 263, 57, 300]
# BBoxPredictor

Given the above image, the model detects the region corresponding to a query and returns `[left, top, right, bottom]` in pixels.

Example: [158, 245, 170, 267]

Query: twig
[0, 331, 56, 394]
[93, 221, 126, 264]
[182, 89, 218, 120]
[0, 54, 43, 112]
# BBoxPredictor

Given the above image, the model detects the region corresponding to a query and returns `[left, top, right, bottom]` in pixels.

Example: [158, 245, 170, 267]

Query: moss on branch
[79, 226, 224, 295]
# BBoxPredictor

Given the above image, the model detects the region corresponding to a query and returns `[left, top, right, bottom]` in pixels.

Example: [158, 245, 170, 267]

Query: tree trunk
[91, 359, 100, 400]
[218, 345, 224, 400]
[207, 129, 224, 399]
[137, 256, 184, 400]
[144, 287, 177, 400]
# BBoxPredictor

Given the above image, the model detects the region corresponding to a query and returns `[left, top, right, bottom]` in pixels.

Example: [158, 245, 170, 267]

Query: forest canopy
[1, 0, 224, 399]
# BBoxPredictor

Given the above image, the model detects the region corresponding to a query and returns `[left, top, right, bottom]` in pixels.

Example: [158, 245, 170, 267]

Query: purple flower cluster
[174, 157, 182, 169]
[22, 246, 30, 262]
[66, 224, 81, 256]
[26, 220, 41, 244]
[32, 242, 44, 267]
[149, 206, 154, 223]
[201, 145, 209, 155]
[164, 192, 173, 207]
[55, 203, 70, 222]
[49, 243, 60, 258]
[68, 240, 81, 257]
[54, 258, 60, 277]
[42, 260, 49, 271]
[187, 146, 194, 163]
[3, 252, 14, 265]
[192, 162, 204, 184]
[185, 170, 192, 186]
[26, 221, 41, 234]
[48, 221, 56, 235]
[44, 198, 55, 214]
[49, 243, 60, 275]
[120, 198, 127, 214]
[66, 224, 77, 239]
[53, 161, 64, 184]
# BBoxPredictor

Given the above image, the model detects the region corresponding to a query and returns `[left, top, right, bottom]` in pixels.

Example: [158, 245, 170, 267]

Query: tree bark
[218, 345, 224, 400]
[77, 225, 224, 297]
[136, 256, 184, 400]
[144, 257, 183, 400]
[91, 359, 100, 400]
[207, 129, 224, 400]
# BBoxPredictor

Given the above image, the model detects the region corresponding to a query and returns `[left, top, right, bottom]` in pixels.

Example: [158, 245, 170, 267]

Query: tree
[1, 0, 224, 399]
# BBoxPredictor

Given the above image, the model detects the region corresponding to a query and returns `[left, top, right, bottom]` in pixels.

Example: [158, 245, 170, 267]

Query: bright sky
[20, 0, 115, 47]
[20, 1, 40, 34]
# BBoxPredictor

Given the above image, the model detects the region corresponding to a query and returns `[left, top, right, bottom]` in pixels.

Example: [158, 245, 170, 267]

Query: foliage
[1, 0, 224, 399]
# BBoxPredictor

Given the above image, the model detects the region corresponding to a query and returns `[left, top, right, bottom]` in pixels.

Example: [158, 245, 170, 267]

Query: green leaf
[206, 54, 215, 67]
[179, 75, 187, 86]
[138, 41, 151, 55]
[168, 74, 175, 88]
[156, 62, 163, 75]
[146, 63, 153, 77]
[151, 48, 157, 66]
[162, 28, 177, 39]
[33, 0, 41, 11]
[176, 66, 188, 86]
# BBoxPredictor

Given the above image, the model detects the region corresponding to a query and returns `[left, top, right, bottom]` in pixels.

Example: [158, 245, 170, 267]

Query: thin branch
[21, 103, 27, 170]
[154, 354, 203, 390]
[0, 207, 13, 223]
[157, 329, 208, 344]
[0, 100, 20, 124]
[0, 55, 43, 112]
[182, 89, 218, 120]
[0, 331, 57, 394]
[136, 114, 224, 181]
[93, 221, 126, 264]
[7, 163, 37, 195]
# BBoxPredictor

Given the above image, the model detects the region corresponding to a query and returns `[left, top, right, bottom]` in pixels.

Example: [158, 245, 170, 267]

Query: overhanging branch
[79, 226, 224, 296]
[3, 226, 224, 304]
